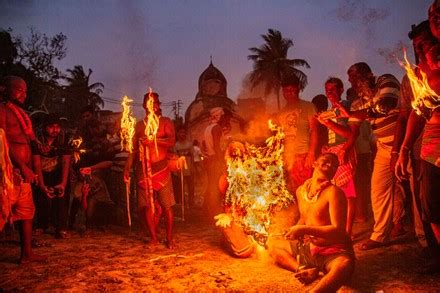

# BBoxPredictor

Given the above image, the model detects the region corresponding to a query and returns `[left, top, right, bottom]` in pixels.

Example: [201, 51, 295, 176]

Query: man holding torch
[123, 92, 176, 249]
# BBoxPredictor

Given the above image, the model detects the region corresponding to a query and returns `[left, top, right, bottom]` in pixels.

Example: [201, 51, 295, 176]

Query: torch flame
[144, 87, 160, 156]
[225, 120, 293, 245]
[401, 50, 440, 117]
[120, 96, 136, 153]
[70, 137, 84, 163]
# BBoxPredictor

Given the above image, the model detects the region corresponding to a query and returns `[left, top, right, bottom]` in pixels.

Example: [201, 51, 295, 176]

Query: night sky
[0, 0, 431, 118]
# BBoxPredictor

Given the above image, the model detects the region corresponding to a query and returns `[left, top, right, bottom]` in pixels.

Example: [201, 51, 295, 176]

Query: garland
[5, 102, 35, 140]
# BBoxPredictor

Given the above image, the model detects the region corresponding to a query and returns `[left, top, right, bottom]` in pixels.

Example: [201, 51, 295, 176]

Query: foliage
[14, 27, 67, 82]
[248, 29, 310, 110]
[63, 65, 104, 119]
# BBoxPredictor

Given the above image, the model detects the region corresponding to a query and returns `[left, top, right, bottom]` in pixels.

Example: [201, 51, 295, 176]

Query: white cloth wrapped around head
[210, 107, 224, 123]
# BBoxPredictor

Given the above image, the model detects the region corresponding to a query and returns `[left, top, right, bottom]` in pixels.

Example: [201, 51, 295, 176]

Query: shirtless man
[0, 76, 43, 263]
[268, 153, 355, 292]
[124, 92, 176, 248]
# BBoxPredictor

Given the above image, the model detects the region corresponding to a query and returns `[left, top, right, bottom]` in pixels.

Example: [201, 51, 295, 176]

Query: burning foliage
[224, 120, 293, 244]
[401, 50, 440, 118]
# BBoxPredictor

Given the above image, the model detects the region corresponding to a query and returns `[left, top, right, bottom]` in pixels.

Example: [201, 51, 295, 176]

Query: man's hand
[304, 152, 315, 169]
[53, 183, 66, 198]
[284, 225, 305, 240]
[395, 152, 410, 182]
[337, 148, 348, 165]
[334, 102, 350, 118]
[390, 152, 399, 175]
[123, 168, 130, 183]
[22, 165, 37, 184]
[315, 113, 328, 126]
[214, 213, 232, 228]
[40, 185, 55, 199]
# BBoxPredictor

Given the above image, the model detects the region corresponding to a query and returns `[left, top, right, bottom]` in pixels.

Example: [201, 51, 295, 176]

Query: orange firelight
[70, 136, 85, 163]
[120, 96, 136, 153]
[401, 50, 440, 117]
[144, 87, 160, 156]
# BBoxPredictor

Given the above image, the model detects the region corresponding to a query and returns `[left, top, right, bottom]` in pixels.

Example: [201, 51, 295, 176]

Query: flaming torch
[222, 120, 294, 247]
[140, 88, 160, 214]
[120, 96, 137, 228]
[401, 50, 440, 118]
[70, 136, 85, 164]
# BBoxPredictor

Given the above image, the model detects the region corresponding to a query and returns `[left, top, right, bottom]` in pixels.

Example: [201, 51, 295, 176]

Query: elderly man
[268, 153, 355, 292]
[0, 76, 44, 263]
[339, 62, 405, 250]
[124, 92, 176, 249]
[203, 107, 230, 220]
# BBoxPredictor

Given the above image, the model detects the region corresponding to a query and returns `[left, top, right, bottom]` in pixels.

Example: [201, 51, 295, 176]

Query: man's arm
[54, 154, 71, 197]
[395, 110, 426, 181]
[305, 116, 319, 167]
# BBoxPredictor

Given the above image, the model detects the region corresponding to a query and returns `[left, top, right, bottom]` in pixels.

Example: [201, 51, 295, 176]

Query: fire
[401, 50, 440, 117]
[225, 120, 293, 246]
[120, 96, 136, 153]
[144, 87, 160, 156]
[70, 136, 85, 163]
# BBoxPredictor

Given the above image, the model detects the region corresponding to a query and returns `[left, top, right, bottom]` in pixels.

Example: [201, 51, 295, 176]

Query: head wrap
[209, 107, 224, 123]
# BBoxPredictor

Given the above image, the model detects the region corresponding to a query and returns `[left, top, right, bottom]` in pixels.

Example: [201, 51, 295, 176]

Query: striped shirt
[349, 74, 401, 149]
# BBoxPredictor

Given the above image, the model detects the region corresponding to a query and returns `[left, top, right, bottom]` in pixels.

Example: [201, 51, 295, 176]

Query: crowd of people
[1, 1, 440, 291]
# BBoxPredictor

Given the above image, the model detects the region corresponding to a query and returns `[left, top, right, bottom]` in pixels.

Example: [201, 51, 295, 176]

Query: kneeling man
[268, 153, 355, 292]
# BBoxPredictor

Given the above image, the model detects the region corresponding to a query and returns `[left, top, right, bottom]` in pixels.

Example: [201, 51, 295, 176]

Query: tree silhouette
[248, 29, 310, 110]
[63, 65, 104, 119]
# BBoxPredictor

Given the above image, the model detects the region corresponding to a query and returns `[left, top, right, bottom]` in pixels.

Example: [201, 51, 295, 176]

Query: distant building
[185, 61, 244, 145]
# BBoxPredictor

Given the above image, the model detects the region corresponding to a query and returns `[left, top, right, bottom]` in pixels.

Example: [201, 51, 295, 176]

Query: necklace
[301, 179, 331, 203]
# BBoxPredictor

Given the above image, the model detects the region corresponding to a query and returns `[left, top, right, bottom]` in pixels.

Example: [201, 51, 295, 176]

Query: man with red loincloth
[268, 153, 355, 292]
[124, 92, 176, 249]
[0, 76, 45, 264]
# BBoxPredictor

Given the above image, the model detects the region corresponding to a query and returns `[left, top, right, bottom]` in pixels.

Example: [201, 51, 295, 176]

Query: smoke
[103, 1, 157, 95]
[332, 0, 390, 45]
[236, 73, 281, 115]
[376, 40, 410, 65]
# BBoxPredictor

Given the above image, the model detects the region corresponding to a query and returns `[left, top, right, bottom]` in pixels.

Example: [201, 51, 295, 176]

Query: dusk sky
[0, 0, 432, 118]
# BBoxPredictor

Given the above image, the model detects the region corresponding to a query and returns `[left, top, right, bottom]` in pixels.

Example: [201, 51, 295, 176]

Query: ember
[224, 120, 293, 246]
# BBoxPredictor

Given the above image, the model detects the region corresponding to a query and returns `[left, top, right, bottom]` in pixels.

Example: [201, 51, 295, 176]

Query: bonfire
[224, 120, 294, 246]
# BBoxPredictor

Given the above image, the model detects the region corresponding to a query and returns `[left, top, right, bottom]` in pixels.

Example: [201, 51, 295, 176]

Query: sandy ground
[1, 209, 440, 292]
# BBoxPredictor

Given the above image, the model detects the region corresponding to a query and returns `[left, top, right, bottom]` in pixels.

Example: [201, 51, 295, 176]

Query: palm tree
[63, 65, 104, 119]
[248, 29, 310, 110]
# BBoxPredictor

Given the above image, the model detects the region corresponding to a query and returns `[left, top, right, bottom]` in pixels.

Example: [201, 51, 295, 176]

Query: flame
[70, 137, 85, 163]
[120, 96, 136, 153]
[144, 87, 160, 156]
[225, 120, 293, 246]
[401, 50, 440, 117]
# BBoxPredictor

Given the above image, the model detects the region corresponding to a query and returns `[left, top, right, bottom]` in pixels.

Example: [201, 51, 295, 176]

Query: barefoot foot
[294, 267, 319, 285]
